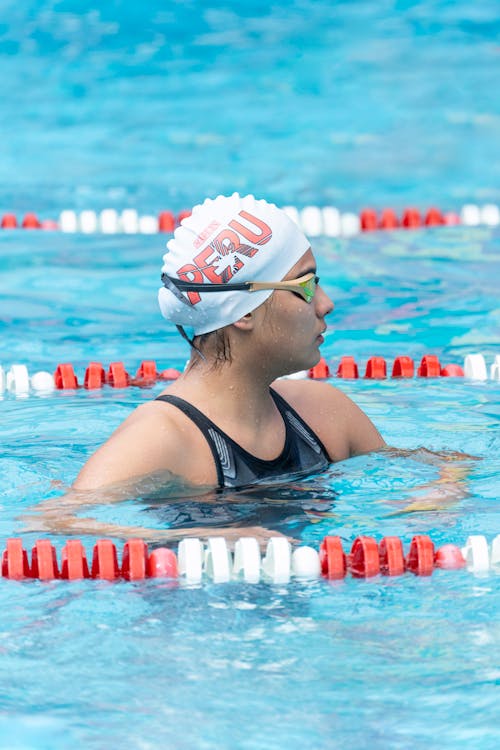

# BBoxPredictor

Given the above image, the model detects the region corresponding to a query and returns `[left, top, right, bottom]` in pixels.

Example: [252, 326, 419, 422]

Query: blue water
[1, 227, 499, 749]
[1, 2, 500, 749]
[1, 0, 500, 214]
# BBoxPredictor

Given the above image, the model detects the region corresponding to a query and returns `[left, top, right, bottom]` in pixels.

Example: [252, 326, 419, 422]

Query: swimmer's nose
[316, 284, 334, 316]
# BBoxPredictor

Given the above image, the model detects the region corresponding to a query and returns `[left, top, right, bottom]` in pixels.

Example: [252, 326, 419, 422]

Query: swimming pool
[1, 1, 500, 747]
[1, 225, 499, 748]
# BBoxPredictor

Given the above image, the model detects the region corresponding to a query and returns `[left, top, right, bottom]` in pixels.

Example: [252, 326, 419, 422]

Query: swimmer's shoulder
[271, 378, 386, 460]
[73, 397, 218, 490]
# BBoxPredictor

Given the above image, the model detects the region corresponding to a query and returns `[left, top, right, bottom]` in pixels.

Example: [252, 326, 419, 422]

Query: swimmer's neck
[164, 357, 283, 423]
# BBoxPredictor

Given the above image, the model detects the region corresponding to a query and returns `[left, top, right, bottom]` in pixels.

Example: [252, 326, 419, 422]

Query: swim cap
[158, 193, 310, 335]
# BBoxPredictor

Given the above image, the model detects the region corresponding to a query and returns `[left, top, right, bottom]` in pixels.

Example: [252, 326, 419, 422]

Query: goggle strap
[176, 325, 207, 361]
[162, 273, 316, 303]
[162, 274, 194, 307]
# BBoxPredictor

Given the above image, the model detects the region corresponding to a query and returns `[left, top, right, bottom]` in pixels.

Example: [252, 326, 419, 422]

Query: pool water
[1, 0, 499, 214]
[1, 227, 499, 749]
[1, 0, 500, 748]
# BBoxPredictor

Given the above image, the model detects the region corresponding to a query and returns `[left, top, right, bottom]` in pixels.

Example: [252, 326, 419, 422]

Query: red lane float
[106, 362, 130, 388]
[425, 208, 445, 226]
[406, 535, 435, 576]
[319, 536, 346, 580]
[441, 364, 465, 377]
[392, 356, 414, 378]
[337, 356, 359, 379]
[402, 208, 422, 228]
[1, 534, 497, 583]
[31, 540, 59, 580]
[54, 363, 79, 389]
[379, 536, 405, 576]
[364, 356, 387, 379]
[350, 536, 380, 577]
[158, 211, 176, 232]
[2, 539, 31, 579]
[379, 208, 399, 229]
[91, 539, 120, 580]
[360, 209, 378, 231]
[1, 213, 18, 229]
[84, 362, 106, 389]
[435, 544, 466, 570]
[3, 352, 497, 397]
[121, 539, 148, 580]
[133, 360, 158, 387]
[309, 357, 330, 379]
[1, 203, 499, 235]
[417, 354, 441, 377]
[22, 213, 41, 229]
[61, 540, 90, 580]
[148, 547, 179, 578]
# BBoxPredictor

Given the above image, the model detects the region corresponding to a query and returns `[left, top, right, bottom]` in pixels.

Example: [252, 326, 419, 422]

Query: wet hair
[186, 328, 232, 372]
[183, 293, 276, 372]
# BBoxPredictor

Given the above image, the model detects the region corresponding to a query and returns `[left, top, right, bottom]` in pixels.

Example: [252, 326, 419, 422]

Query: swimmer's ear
[232, 311, 255, 331]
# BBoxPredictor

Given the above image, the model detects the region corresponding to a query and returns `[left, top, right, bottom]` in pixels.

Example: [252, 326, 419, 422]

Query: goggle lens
[298, 275, 319, 303]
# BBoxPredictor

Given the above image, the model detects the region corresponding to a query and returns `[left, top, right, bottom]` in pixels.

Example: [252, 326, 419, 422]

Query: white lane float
[300, 206, 323, 237]
[100, 209, 120, 234]
[6, 364, 30, 395]
[461, 535, 490, 574]
[262, 537, 291, 584]
[177, 537, 203, 583]
[464, 354, 488, 380]
[233, 537, 261, 583]
[204, 537, 232, 583]
[30, 371, 55, 393]
[292, 546, 321, 579]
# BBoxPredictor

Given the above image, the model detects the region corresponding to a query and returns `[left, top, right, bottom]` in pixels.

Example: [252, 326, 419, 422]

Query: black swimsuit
[155, 388, 330, 488]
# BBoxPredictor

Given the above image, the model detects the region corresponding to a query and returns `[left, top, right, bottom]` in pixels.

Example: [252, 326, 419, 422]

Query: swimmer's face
[258, 248, 334, 373]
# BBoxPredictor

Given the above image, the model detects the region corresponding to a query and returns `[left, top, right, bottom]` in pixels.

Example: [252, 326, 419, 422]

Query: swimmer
[77, 194, 384, 487]
[27, 194, 474, 542]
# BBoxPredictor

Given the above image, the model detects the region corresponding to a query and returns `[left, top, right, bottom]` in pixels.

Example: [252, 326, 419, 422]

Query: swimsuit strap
[155, 389, 330, 488]
[269, 388, 330, 460]
[154, 394, 225, 487]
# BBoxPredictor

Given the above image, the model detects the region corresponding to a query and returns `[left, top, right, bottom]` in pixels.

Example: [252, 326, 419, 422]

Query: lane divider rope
[1, 203, 499, 236]
[2, 534, 499, 583]
[1, 354, 499, 397]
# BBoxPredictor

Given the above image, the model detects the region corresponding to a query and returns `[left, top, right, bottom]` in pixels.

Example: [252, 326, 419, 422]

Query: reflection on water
[141, 471, 339, 538]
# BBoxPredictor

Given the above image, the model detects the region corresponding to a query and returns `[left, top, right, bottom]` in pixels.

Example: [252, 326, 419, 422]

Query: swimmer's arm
[22, 506, 284, 547]
[332, 386, 478, 508]
[323, 381, 477, 510]
[321, 383, 386, 457]
[22, 480, 289, 546]
[381, 446, 479, 513]
[71, 402, 191, 490]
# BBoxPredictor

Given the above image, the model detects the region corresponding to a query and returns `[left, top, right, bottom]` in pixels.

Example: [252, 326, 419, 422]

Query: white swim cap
[158, 193, 310, 335]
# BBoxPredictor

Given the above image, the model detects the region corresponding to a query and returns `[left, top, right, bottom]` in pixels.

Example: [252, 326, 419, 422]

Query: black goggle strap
[175, 325, 206, 362]
[162, 273, 251, 296]
[161, 273, 194, 307]
[162, 273, 318, 302]
[161, 276, 206, 360]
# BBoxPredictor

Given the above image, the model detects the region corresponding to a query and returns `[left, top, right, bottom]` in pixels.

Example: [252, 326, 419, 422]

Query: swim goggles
[162, 271, 320, 306]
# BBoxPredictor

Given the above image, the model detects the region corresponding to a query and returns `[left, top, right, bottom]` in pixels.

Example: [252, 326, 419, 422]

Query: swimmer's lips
[316, 327, 327, 344]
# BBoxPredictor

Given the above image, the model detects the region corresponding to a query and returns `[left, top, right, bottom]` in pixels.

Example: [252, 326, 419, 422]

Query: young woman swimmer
[77, 194, 384, 491]
[29, 194, 472, 542]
